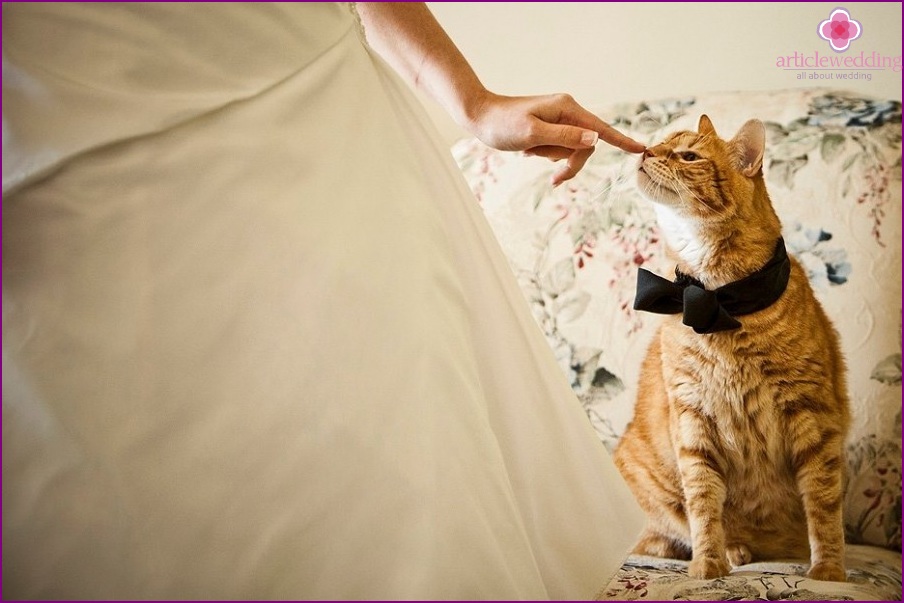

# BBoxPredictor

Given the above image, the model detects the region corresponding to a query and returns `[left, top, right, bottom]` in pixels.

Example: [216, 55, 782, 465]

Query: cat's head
[637, 115, 782, 283]
[637, 115, 769, 221]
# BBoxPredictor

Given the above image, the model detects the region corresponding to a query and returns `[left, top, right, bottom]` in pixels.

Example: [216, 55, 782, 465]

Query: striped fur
[614, 115, 850, 582]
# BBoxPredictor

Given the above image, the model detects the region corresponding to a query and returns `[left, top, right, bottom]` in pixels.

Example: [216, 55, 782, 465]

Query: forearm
[356, 2, 644, 184]
[355, 2, 488, 132]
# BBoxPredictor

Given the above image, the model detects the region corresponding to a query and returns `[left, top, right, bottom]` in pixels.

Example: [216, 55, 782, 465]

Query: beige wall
[425, 2, 902, 143]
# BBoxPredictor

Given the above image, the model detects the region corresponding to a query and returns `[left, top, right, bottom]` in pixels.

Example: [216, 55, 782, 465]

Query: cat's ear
[730, 119, 765, 178]
[698, 114, 717, 137]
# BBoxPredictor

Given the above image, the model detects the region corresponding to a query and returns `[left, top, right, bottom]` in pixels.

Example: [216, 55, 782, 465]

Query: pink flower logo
[818, 8, 862, 52]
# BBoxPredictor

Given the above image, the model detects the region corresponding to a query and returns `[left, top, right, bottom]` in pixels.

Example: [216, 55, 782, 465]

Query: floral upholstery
[600, 545, 901, 601]
[453, 89, 901, 599]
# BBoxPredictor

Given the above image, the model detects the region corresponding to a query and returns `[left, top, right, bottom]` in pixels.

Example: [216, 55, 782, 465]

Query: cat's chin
[637, 172, 679, 207]
[636, 170, 656, 197]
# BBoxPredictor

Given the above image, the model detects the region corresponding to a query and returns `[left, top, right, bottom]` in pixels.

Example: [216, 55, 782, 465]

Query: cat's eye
[680, 152, 700, 161]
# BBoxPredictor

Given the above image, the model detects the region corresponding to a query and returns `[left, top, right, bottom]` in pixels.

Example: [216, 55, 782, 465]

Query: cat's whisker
[666, 166, 696, 198]
[587, 169, 634, 205]
[665, 166, 716, 214]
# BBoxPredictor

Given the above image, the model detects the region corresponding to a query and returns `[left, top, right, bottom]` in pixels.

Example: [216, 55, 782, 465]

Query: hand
[466, 92, 645, 186]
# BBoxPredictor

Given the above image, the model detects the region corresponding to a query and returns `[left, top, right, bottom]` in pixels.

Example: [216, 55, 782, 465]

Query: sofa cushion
[599, 544, 901, 601]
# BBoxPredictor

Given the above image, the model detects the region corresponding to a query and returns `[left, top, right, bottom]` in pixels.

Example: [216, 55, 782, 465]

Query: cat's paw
[807, 560, 847, 582]
[688, 555, 731, 579]
[633, 530, 692, 560]
[726, 544, 752, 567]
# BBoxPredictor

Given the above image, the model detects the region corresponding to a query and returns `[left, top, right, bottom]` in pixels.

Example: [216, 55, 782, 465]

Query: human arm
[355, 2, 644, 185]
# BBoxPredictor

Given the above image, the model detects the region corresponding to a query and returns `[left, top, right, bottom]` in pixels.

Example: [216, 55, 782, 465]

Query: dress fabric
[2, 3, 642, 599]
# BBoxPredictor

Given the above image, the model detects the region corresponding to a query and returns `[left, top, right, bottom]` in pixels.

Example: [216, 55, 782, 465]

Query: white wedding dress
[2, 3, 641, 599]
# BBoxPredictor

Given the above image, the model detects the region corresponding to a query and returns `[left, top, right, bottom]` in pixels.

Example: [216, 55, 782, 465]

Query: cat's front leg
[674, 408, 731, 580]
[790, 415, 847, 582]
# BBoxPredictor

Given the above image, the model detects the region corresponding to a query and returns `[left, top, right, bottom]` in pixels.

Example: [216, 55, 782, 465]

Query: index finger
[561, 104, 645, 153]
[596, 122, 645, 154]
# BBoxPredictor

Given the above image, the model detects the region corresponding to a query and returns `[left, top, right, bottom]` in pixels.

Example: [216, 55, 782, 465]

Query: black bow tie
[634, 239, 791, 334]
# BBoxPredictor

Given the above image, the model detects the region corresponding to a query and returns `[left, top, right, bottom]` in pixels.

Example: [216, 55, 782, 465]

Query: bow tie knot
[633, 239, 791, 335]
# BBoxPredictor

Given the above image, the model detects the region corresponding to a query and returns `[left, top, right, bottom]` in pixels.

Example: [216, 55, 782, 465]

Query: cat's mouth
[637, 158, 653, 186]
[637, 161, 659, 187]
[637, 160, 653, 186]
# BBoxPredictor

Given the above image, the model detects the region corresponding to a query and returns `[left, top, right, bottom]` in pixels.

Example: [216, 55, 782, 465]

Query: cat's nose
[643, 148, 655, 159]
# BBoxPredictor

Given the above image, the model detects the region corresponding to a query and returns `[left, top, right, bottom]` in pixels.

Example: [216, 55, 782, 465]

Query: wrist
[457, 87, 495, 138]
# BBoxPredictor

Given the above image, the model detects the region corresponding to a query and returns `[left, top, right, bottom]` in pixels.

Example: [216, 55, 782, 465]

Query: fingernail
[580, 131, 598, 146]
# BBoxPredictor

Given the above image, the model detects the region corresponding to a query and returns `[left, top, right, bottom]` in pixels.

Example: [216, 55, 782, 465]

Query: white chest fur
[653, 204, 708, 269]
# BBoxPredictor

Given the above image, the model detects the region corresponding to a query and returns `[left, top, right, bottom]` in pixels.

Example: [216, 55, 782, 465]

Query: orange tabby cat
[614, 115, 850, 582]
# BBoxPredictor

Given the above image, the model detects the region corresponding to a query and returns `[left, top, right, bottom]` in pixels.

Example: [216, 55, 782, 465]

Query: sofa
[453, 88, 901, 601]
